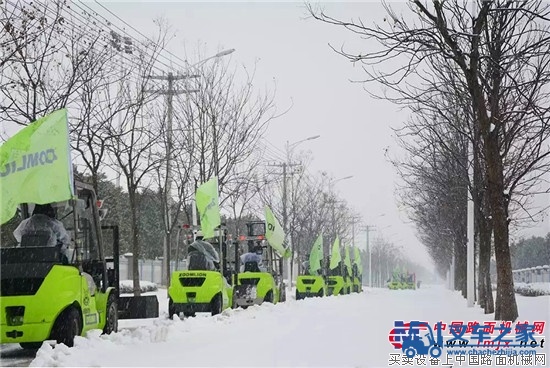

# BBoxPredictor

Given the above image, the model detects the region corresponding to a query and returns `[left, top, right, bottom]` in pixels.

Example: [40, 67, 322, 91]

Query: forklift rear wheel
[183, 312, 196, 318]
[264, 290, 274, 303]
[103, 293, 118, 334]
[51, 307, 82, 347]
[211, 294, 223, 316]
[19, 342, 42, 350]
[168, 298, 177, 319]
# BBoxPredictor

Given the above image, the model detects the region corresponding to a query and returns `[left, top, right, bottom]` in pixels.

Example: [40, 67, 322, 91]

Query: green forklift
[168, 227, 234, 318]
[326, 237, 346, 296]
[352, 247, 363, 293]
[233, 221, 285, 308]
[0, 182, 158, 349]
[295, 234, 326, 300]
[343, 245, 353, 294]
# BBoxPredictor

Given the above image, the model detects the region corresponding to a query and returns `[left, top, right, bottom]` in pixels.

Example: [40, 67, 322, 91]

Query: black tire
[183, 312, 196, 318]
[264, 290, 273, 303]
[211, 294, 223, 316]
[103, 293, 118, 335]
[19, 342, 42, 350]
[50, 307, 81, 347]
[168, 298, 177, 319]
[295, 291, 302, 300]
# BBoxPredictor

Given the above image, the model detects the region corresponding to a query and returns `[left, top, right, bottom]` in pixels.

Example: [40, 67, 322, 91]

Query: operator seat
[244, 261, 261, 273]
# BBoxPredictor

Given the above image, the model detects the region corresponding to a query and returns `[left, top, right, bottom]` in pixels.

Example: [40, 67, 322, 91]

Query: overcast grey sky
[7, 1, 548, 269]
[84, 0, 548, 269]
[81, 0, 439, 269]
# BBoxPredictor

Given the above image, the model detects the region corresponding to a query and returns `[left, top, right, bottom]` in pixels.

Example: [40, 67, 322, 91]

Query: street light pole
[279, 135, 320, 290]
[326, 175, 353, 275]
[146, 49, 235, 290]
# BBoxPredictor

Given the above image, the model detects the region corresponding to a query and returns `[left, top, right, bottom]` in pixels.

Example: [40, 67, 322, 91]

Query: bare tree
[106, 24, 170, 296]
[0, 0, 105, 124]
[309, 0, 550, 321]
[176, 57, 279, 197]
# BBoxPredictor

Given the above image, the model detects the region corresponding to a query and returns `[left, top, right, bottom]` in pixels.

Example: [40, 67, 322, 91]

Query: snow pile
[119, 280, 158, 295]
[29, 286, 550, 367]
[514, 282, 550, 297]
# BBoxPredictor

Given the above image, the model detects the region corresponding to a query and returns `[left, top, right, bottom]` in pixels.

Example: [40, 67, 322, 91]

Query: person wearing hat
[13, 203, 71, 262]
[240, 244, 266, 272]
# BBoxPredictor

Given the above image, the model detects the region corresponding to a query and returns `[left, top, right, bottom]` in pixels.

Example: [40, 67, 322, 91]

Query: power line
[91, 0, 190, 68]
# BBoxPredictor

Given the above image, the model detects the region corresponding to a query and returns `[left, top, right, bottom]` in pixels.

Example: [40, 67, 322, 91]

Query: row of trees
[1, 0, 421, 292]
[1, 0, 279, 293]
[309, 1, 550, 321]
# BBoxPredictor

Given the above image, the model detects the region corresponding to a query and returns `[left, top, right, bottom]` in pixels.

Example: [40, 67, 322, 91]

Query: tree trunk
[454, 239, 467, 297]
[128, 186, 141, 297]
[486, 133, 516, 321]
[478, 215, 494, 314]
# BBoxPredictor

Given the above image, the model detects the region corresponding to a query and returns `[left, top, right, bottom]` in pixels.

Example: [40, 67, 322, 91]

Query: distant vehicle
[296, 259, 326, 300]
[233, 221, 285, 308]
[326, 257, 347, 296]
[388, 270, 416, 290]
[352, 264, 363, 293]
[168, 228, 234, 318]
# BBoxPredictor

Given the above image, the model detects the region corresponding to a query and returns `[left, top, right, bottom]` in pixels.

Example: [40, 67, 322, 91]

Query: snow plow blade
[118, 295, 159, 319]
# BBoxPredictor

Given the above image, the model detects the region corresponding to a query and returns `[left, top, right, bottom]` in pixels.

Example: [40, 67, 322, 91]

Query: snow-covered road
[3, 284, 548, 367]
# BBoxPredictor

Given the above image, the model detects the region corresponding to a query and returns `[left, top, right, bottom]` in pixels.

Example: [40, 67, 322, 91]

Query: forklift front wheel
[103, 293, 118, 334]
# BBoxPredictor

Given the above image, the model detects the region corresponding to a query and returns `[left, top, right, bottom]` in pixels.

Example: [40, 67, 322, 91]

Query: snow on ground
[30, 284, 549, 367]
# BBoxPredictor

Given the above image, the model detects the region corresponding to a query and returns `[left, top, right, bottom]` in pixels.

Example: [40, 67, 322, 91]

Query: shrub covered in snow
[119, 280, 158, 294]
[514, 282, 550, 297]
[491, 282, 550, 296]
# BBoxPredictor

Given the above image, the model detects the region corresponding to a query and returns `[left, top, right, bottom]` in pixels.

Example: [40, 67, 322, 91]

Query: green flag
[195, 176, 221, 239]
[0, 109, 73, 225]
[344, 244, 352, 276]
[264, 205, 289, 258]
[354, 246, 362, 273]
[329, 236, 341, 270]
[308, 233, 323, 275]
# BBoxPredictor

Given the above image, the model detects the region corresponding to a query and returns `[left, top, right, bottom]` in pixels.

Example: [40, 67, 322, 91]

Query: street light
[330, 175, 353, 186]
[362, 213, 385, 288]
[154, 48, 235, 290]
[283, 134, 320, 290]
[184, 48, 236, 72]
[325, 175, 353, 277]
[287, 135, 321, 152]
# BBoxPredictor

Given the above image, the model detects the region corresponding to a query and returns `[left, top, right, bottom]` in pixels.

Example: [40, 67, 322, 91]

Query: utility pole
[109, 30, 133, 189]
[268, 161, 301, 284]
[361, 225, 376, 288]
[145, 72, 199, 289]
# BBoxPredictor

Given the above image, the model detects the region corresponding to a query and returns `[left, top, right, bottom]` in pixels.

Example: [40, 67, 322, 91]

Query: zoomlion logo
[0, 149, 59, 177]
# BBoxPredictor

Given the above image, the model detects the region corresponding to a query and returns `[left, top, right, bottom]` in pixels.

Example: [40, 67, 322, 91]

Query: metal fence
[512, 265, 550, 284]
[118, 254, 295, 286]
[118, 255, 186, 286]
